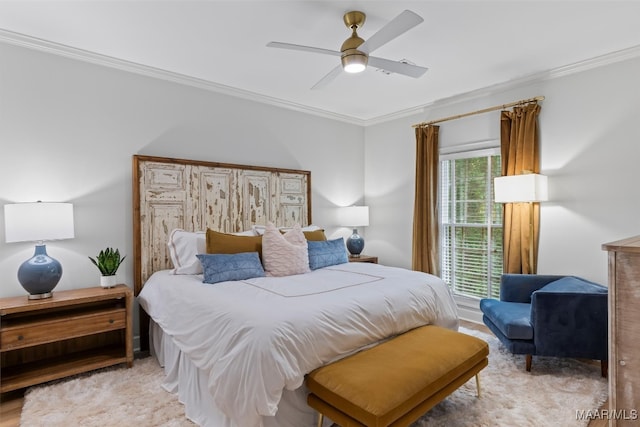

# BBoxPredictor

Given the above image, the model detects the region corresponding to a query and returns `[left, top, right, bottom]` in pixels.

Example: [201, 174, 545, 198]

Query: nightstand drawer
[1, 308, 126, 351]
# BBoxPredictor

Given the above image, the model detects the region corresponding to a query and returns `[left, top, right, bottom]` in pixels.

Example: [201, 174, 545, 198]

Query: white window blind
[440, 148, 502, 299]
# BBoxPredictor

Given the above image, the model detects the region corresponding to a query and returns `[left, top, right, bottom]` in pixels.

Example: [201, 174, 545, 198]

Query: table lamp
[4, 202, 75, 299]
[339, 206, 369, 257]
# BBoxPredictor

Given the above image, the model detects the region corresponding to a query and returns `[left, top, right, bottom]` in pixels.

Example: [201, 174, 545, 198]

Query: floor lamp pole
[528, 201, 535, 274]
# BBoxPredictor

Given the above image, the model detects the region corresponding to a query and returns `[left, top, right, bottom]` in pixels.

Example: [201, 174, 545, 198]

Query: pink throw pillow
[262, 223, 310, 277]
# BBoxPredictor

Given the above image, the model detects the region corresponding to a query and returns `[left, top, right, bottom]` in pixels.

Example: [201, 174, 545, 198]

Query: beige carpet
[20, 328, 607, 427]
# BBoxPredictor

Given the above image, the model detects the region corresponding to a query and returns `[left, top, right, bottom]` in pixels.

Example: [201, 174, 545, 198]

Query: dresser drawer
[1, 308, 126, 351]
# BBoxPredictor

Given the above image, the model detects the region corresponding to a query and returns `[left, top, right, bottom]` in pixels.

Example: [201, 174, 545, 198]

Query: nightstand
[0, 285, 133, 394]
[348, 255, 378, 264]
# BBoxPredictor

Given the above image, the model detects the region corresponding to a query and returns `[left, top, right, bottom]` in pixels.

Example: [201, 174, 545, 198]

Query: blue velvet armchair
[480, 274, 608, 376]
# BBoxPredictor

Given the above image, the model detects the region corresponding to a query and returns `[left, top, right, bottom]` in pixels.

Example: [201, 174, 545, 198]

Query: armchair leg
[601, 360, 608, 378]
[525, 354, 532, 372]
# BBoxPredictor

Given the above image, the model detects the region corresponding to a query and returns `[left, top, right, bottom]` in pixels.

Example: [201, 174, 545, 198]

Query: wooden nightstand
[0, 285, 133, 394]
[348, 255, 378, 264]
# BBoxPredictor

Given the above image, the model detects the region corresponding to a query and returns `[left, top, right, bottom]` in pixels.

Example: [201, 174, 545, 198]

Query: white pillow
[168, 228, 257, 275]
[261, 223, 310, 277]
[167, 229, 206, 275]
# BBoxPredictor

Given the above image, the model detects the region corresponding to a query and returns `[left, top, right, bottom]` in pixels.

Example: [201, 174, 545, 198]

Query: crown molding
[364, 44, 640, 126]
[0, 29, 366, 127]
[2, 29, 638, 128]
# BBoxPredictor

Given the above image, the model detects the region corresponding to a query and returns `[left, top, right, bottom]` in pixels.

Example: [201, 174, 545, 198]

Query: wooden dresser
[0, 285, 133, 394]
[602, 236, 640, 426]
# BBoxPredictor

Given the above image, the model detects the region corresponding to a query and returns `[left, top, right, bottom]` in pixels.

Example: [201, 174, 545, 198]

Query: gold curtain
[412, 125, 440, 274]
[500, 102, 541, 274]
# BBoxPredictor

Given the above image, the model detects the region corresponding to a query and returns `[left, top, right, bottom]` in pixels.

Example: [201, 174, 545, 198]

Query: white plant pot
[100, 275, 118, 288]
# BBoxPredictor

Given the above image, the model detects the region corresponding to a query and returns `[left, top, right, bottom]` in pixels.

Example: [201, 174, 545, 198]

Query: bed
[132, 155, 459, 427]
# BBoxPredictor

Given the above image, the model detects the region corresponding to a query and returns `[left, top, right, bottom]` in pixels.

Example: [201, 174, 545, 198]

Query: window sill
[453, 293, 484, 324]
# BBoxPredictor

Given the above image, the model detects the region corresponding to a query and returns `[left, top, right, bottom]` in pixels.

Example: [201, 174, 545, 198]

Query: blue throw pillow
[196, 252, 265, 284]
[307, 238, 348, 270]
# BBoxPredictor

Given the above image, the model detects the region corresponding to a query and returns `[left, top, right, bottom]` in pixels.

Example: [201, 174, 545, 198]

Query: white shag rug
[415, 328, 607, 427]
[20, 327, 607, 427]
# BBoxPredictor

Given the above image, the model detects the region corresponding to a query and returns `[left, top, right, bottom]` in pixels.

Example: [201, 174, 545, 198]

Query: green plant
[89, 247, 126, 276]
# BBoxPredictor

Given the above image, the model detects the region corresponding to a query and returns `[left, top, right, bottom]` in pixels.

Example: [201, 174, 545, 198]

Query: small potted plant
[89, 247, 126, 288]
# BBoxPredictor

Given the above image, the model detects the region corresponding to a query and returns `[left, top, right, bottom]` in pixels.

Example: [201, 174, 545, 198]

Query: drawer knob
[18, 335, 24, 341]
[109, 319, 114, 324]
[620, 360, 626, 366]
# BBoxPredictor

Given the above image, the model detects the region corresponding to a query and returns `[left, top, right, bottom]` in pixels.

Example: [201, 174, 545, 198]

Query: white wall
[365, 55, 640, 289]
[0, 43, 365, 339]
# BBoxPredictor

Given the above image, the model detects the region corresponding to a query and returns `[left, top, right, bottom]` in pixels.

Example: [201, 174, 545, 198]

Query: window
[440, 148, 502, 299]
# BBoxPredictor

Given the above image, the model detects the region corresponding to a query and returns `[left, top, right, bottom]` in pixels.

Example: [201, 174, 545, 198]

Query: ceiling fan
[267, 9, 428, 89]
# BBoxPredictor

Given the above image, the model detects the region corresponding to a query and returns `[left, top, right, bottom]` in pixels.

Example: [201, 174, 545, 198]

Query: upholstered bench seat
[306, 325, 489, 427]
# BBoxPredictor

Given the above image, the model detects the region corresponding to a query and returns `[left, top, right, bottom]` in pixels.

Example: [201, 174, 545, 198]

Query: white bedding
[138, 261, 458, 427]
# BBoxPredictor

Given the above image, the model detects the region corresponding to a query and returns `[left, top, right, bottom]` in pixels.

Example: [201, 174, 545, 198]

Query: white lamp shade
[338, 206, 370, 227]
[4, 202, 75, 243]
[494, 174, 548, 203]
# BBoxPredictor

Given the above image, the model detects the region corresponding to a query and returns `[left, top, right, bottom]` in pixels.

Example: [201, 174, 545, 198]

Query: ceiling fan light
[344, 62, 366, 73]
[341, 49, 368, 73]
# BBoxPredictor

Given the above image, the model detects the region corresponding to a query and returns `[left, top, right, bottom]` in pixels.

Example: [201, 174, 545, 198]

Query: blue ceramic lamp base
[346, 228, 365, 257]
[17, 244, 63, 300]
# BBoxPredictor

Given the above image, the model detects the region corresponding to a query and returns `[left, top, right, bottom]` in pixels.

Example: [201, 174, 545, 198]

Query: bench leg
[316, 412, 324, 427]
[475, 374, 482, 398]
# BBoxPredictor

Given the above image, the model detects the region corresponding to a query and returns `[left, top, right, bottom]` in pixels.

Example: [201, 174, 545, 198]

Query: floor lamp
[494, 174, 548, 273]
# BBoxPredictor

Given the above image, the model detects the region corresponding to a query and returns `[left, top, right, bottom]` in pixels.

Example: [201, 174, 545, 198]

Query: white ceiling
[2, 1, 640, 124]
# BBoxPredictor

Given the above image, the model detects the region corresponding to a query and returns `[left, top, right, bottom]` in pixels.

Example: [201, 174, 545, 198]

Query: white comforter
[138, 262, 458, 427]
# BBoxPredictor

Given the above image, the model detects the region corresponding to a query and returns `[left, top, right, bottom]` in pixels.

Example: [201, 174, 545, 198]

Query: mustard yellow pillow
[303, 229, 327, 241]
[255, 225, 327, 242]
[206, 229, 263, 258]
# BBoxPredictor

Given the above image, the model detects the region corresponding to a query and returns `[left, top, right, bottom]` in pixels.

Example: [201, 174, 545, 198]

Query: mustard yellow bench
[306, 325, 489, 427]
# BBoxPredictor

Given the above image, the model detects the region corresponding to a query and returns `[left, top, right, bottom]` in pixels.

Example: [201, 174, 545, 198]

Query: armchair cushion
[479, 299, 533, 340]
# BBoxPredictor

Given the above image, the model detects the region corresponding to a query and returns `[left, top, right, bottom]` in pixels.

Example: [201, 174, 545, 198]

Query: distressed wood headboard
[132, 155, 311, 296]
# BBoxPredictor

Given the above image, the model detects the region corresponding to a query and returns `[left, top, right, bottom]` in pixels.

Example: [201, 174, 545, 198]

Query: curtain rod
[412, 96, 545, 128]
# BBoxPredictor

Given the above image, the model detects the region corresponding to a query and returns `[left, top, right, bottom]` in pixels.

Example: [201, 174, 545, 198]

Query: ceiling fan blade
[368, 56, 428, 78]
[266, 41, 341, 57]
[311, 65, 343, 90]
[358, 10, 424, 54]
